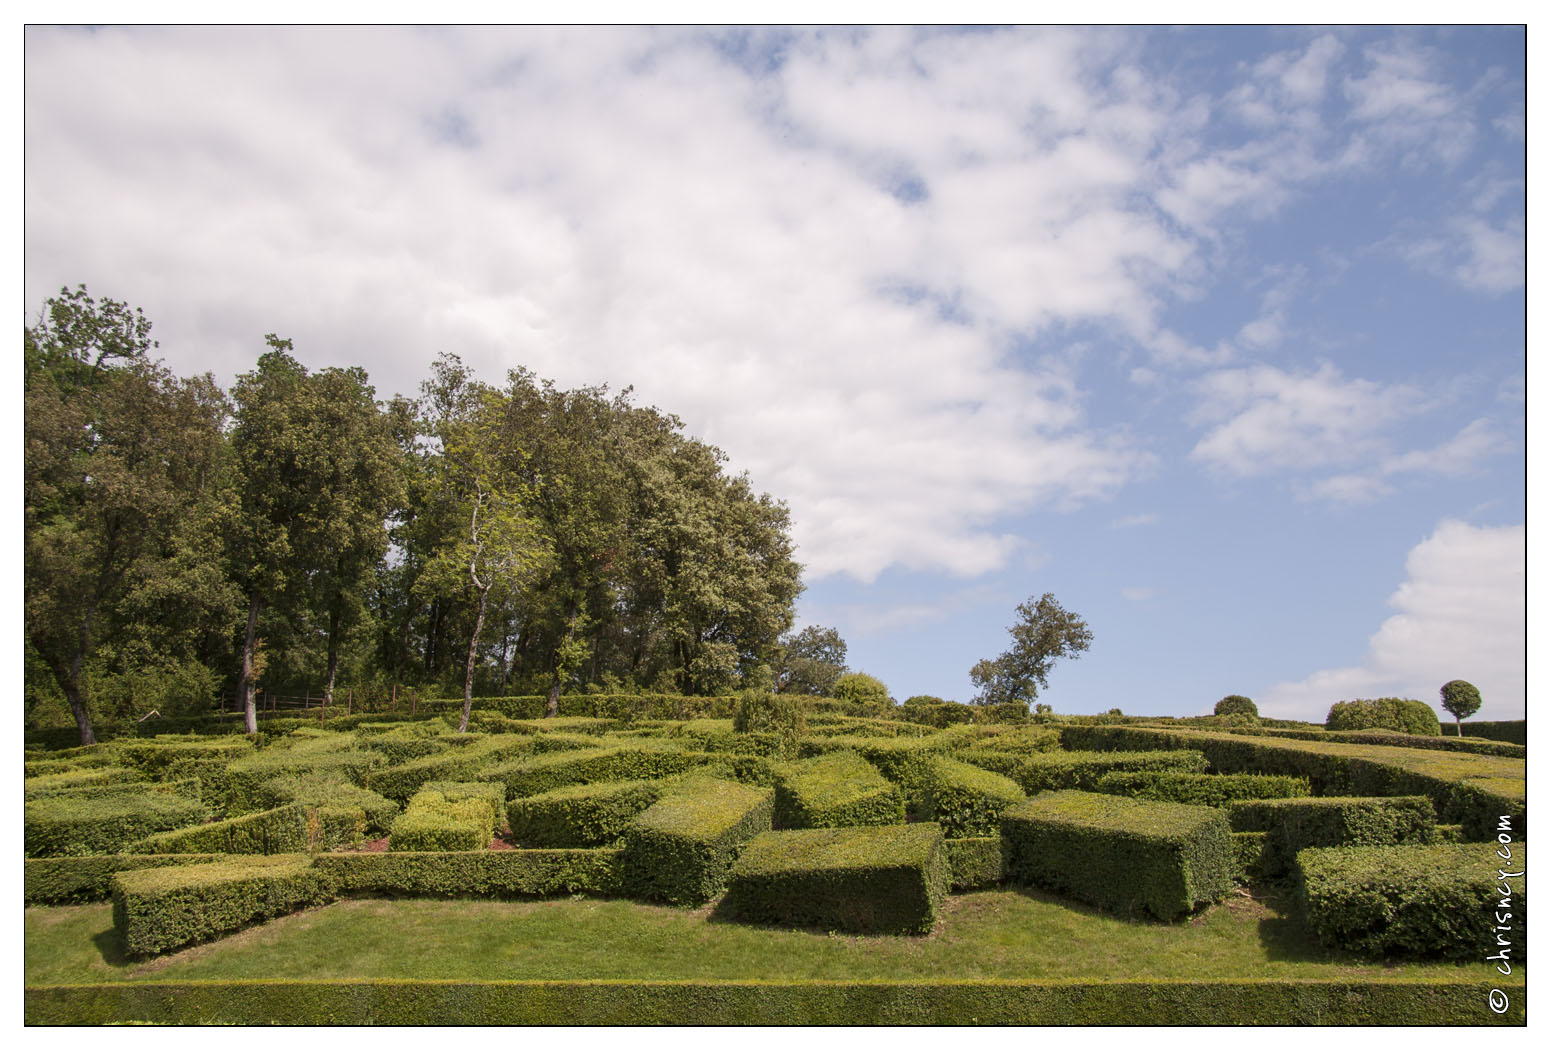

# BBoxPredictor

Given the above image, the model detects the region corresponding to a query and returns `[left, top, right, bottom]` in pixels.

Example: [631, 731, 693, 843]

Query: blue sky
[22, 26, 1527, 722]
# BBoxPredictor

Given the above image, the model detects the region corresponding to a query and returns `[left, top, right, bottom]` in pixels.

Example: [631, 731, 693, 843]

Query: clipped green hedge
[24, 978, 1526, 1025]
[24, 766, 147, 799]
[772, 751, 904, 830]
[1459, 720, 1526, 746]
[508, 779, 664, 847]
[389, 784, 503, 852]
[111, 854, 335, 956]
[1326, 698, 1440, 736]
[25, 854, 226, 905]
[723, 823, 951, 935]
[366, 735, 535, 802]
[224, 746, 385, 814]
[129, 803, 366, 855]
[114, 737, 256, 779]
[25, 792, 209, 858]
[921, 756, 1024, 838]
[312, 847, 624, 898]
[24, 775, 201, 805]
[1056, 726, 1525, 840]
[944, 835, 1003, 891]
[997, 749, 1209, 794]
[621, 779, 774, 904]
[1091, 771, 1310, 807]
[1230, 832, 1267, 883]
[1296, 841, 1527, 962]
[1002, 790, 1232, 921]
[1228, 795, 1437, 874]
[795, 735, 950, 807]
[481, 746, 710, 800]
[259, 773, 400, 835]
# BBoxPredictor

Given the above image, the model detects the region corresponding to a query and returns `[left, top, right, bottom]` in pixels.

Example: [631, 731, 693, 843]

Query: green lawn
[25, 885, 1487, 988]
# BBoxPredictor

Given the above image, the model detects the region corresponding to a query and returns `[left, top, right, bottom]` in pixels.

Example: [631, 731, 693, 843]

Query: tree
[771, 625, 848, 696]
[25, 287, 231, 743]
[832, 671, 889, 710]
[1439, 680, 1483, 737]
[970, 593, 1092, 707]
[1214, 695, 1258, 718]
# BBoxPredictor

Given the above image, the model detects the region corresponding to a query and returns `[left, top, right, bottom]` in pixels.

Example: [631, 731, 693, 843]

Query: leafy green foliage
[620, 779, 774, 904]
[970, 593, 1092, 707]
[731, 689, 808, 755]
[921, 756, 1024, 838]
[770, 625, 848, 696]
[311, 848, 624, 899]
[1213, 695, 1258, 718]
[1227, 795, 1438, 873]
[1325, 698, 1441, 736]
[508, 779, 665, 847]
[1439, 679, 1483, 735]
[771, 751, 905, 829]
[1091, 771, 1310, 807]
[830, 672, 891, 712]
[25, 792, 209, 858]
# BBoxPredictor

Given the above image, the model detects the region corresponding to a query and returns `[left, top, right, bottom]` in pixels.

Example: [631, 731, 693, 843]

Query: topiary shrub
[1214, 695, 1258, 718]
[1438, 680, 1483, 737]
[731, 691, 808, 756]
[829, 673, 891, 716]
[1325, 698, 1440, 736]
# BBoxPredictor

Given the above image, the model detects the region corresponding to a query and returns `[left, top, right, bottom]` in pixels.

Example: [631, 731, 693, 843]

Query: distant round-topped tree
[1214, 695, 1258, 718]
[831, 672, 891, 715]
[1439, 680, 1483, 737]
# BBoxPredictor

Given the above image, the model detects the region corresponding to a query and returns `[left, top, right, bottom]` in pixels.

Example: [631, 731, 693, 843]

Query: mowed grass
[25, 885, 1483, 988]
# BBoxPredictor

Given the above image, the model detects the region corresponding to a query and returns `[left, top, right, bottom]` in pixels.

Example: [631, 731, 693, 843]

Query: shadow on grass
[704, 893, 935, 939]
[90, 925, 131, 969]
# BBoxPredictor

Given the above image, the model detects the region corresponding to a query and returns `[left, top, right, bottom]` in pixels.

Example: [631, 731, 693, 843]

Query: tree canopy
[969, 593, 1092, 708]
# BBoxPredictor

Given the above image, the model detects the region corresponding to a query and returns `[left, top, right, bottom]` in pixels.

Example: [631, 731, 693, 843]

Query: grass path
[25, 885, 1485, 987]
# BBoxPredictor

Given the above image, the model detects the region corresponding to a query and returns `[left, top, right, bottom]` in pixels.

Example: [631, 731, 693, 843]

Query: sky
[21, 25, 1529, 723]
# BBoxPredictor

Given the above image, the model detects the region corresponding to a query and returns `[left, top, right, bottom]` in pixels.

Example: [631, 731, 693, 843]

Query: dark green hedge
[723, 823, 950, 935]
[114, 737, 256, 779]
[1460, 721, 1527, 745]
[1090, 771, 1309, 807]
[25, 793, 210, 858]
[1296, 841, 1527, 962]
[25, 854, 226, 905]
[620, 779, 774, 905]
[259, 774, 400, 835]
[224, 747, 386, 814]
[772, 751, 904, 830]
[795, 735, 950, 808]
[1232, 726, 1525, 758]
[312, 847, 624, 898]
[111, 854, 335, 956]
[1002, 790, 1232, 921]
[416, 693, 740, 721]
[944, 835, 1003, 891]
[508, 779, 664, 847]
[24, 978, 1527, 1025]
[365, 735, 535, 802]
[1056, 726, 1525, 840]
[1230, 832, 1267, 883]
[389, 784, 504, 852]
[24, 767, 148, 798]
[1228, 796, 1437, 874]
[921, 756, 1024, 838]
[1001, 749, 1209, 794]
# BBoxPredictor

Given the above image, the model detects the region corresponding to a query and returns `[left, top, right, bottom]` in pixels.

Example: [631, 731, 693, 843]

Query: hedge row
[795, 735, 950, 806]
[508, 779, 664, 847]
[25, 978, 1526, 1025]
[992, 749, 1210, 794]
[1460, 720, 1527, 745]
[24, 767, 147, 799]
[366, 735, 536, 802]
[130, 803, 365, 855]
[259, 774, 400, 835]
[1002, 790, 1232, 921]
[114, 736, 256, 778]
[25, 854, 226, 905]
[111, 854, 335, 956]
[921, 756, 1024, 838]
[621, 779, 774, 904]
[313, 847, 624, 898]
[224, 747, 386, 814]
[1296, 841, 1527, 961]
[1230, 726, 1526, 758]
[1057, 725, 1526, 840]
[772, 751, 904, 830]
[1228, 796, 1438, 874]
[1325, 698, 1440, 736]
[1090, 771, 1310, 807]
[25, 775, 200, 805]
[944, 835, 1003, 891]
[389, 784, 504, 852]
[481, 746, 711, 799]
[722, 823, 951, 935]
[25, 793, 210, 858]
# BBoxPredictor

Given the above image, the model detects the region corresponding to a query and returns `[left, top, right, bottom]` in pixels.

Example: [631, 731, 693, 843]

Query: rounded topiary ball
[1214, 695, 1258, 718]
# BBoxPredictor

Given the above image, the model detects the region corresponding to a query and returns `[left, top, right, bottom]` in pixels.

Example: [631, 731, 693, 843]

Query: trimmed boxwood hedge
[481, 746, 711, 800]
[1296, 841, 1527, 961]
[1057, 725, 1525, 840]
[24, 766, 147, 799]
[25, 854, 226, 905]
[998, 749, 1209, 794]
[772, 751, 904, 830]
[1091, 771, 1310, 807]
[723, 823, 951, 935]
[1459, 720, 1526, 745]
[111, 854, 335, 956]
[944, 835, 1003, 891]
[1228, 795, 1437, 874]
[114, 737, 256, 779]
[389, 784, 504, 852]
[25, 792, 210, 858]
[25, 978, 1527, 1025]
[259, 773, 400, 835]
[223, 747, 386, 814]
[1002, 790, 1233, 921]
[508, 779, 665, 847]
[1325, 698, 1440, 736]
[366, 735, 535, 802]
[621, 779, 775, 904]
[921, 756, 1024, 838]
[312, 847, 624, 898]
[795, 735, 951, 807]
[129, 803, 366, 855]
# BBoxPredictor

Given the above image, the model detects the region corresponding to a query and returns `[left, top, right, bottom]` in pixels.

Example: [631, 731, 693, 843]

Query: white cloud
[1342, 42, 1475, 163]
[1120, 587, 1156, 601]
[1303, 418, 1516, 504]
[1189, 363, 1425, 478]
[1261, 520, 1525, 721]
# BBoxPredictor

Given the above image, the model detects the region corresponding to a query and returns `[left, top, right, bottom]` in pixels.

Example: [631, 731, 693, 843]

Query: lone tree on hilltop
[1215, 695, 1258, 718]
[1439, 680, 1483, 737]
[970, 593, 1092, 708]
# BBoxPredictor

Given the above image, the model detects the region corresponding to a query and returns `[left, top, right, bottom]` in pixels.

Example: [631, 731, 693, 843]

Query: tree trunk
[238, 594, 261, 735]
[545, 609, 578, 719]
[459, 586, 490, 734]
[64, 681, 96, 746]
[324, 602, 341, 707]
[1455, 715, 1463, 737]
